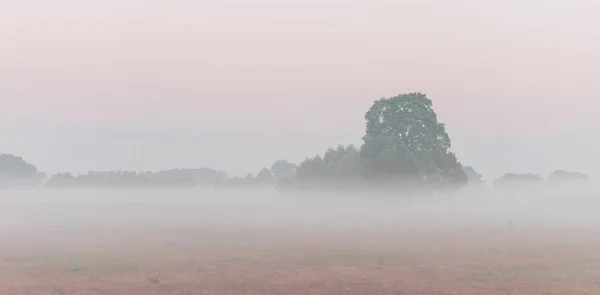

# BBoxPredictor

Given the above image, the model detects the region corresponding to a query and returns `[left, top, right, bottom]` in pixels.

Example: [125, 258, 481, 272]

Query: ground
[2, 225, 600, 295]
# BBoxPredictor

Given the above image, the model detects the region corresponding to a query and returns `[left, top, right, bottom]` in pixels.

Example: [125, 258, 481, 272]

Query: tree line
[0, 93, 590, 190]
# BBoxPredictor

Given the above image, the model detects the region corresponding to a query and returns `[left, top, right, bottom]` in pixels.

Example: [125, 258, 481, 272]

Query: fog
[2, 186, 600, 234]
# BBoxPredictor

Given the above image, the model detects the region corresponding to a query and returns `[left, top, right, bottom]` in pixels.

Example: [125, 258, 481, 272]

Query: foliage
[462, 166, 483, 183]
[270, 160, 297, 180]
[547, 170, 589, 182]
[45, 173, 77, 188]
[44, 169, 228, 188]
[219, 173, 257, 188]
[0, 154, 46, 187]
[157, 168, 228, 186]
[256, 168, 274, 184]
[217, 166, 281, 188]
[293, 93, 467, 190]
[361, 93, 466, 187]
[296, 145, 361, 180]
[493, 173, 543, 188]
[0, 154, 38, 178]
[363, 93, 451, 153]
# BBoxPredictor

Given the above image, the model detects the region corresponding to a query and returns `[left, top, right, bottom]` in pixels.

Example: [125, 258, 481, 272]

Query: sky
[1, 0, 599, 179]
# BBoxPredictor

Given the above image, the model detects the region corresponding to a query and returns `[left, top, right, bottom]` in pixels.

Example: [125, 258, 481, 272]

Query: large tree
[270, 160, 297, 180]
[361, 93, 467, 187]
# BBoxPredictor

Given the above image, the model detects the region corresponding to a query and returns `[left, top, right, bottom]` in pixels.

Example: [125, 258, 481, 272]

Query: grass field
[2, 189, 600, 294]
[2, 224, 600, 295]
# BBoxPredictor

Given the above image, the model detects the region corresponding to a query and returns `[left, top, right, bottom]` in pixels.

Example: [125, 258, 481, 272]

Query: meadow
[1, 189, 599, 295]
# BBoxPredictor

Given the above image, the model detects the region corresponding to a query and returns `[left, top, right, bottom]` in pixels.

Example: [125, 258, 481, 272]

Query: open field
[2, 189, 600, 294]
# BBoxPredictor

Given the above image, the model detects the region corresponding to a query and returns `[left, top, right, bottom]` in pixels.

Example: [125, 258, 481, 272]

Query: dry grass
[1, 225, 600, 295]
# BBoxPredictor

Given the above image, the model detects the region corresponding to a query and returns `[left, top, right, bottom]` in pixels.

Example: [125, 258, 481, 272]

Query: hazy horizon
[2, 0, 599, 179]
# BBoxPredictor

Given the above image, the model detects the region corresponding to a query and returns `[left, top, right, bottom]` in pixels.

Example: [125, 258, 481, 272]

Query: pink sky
[1, 0, 599, 178]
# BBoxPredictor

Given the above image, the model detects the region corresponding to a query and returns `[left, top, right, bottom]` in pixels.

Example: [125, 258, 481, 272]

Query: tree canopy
[296, 145, 361, 180]
[44, 168, 227, 189]
[362, 93, 466, 186]
[363, 93, 450, 153]
[462, 166, 483, 183]
[494, 173, 543, 188]
[270, 160, 297, 180]
[547, 170, 589, 183]
[45, 170, 196, 188]
[256, 168, 274, 184]
[292, 93, 467, 190]
[0, 154, 38, 178]
[0, 154, 46, 187]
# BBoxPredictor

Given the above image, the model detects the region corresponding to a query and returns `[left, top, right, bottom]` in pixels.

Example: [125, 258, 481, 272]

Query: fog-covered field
[2, 188, 600, 294]
[1, 187, 600, 231]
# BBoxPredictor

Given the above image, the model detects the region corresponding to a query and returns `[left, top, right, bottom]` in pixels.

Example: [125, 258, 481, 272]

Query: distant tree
[157, 168, 228, 187]
[296, 145, 361, 181]
[244, 173, 255, 182]
[213, 176, 226, 187]
[45, 173, 77, 188]
[0, 154, 38, 178]
[547, 170, 589, 183]
[462, 166, 483, 183]
[45, 170, 197, 188]
[256, 168, 273, 184]
[361, 93, 467, 188]
[270, 160, 297, 180]
[37, 172, 48, 181]
[0, 154, 45, 187]
[323, 145, 361, 178]
[224, 177, 244, 187]
[494, 173, 543, 188]
[296, 155, 325, 179]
